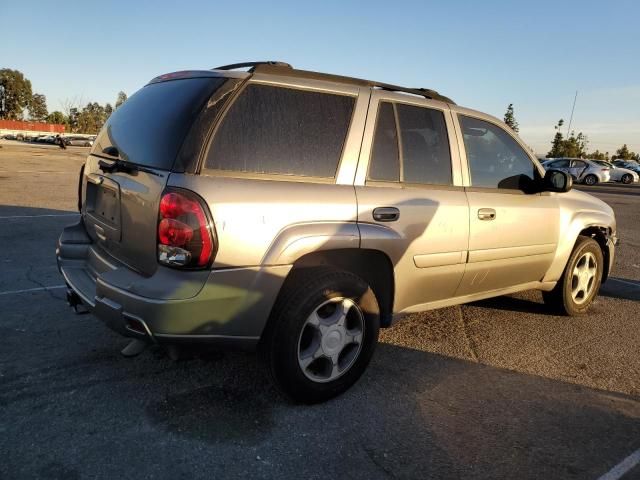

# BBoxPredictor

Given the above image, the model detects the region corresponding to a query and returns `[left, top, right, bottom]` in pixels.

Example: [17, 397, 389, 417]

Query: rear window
[92, 77, 224, 170]
[205, 84, 355, 178]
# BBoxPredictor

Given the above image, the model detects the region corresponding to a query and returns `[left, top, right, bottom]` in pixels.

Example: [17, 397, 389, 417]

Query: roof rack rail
[220, 61, 455, 104]
[213, 61, 293, 72]
[373, 83, 454, 104]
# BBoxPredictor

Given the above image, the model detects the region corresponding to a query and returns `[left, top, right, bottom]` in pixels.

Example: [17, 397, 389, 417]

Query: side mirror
[542, 169, 572, 192]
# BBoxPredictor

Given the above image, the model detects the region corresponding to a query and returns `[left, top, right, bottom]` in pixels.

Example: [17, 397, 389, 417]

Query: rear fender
[261, 222, 360, 265]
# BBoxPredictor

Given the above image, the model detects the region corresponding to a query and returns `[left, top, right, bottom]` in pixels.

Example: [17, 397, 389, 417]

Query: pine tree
[547, 119, 565, 158]
[503, 104, 519, 133]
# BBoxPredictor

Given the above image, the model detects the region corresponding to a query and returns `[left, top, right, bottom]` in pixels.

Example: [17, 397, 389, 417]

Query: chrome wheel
[584, 175, 597, 185]
[571, 252, 597, 305]
[297, 297, 365, 383]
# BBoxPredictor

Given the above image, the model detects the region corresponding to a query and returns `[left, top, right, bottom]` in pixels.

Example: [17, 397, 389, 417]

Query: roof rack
[218, 61, 455, 104]
[213, 61, 293, 72]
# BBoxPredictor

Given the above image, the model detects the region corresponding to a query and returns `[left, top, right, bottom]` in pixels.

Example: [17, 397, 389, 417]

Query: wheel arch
[273, 248, 395, 328]
[543, 215, 614, 284]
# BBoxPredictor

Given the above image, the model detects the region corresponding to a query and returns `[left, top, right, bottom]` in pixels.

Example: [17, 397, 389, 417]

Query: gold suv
[57, 61, 617, 403]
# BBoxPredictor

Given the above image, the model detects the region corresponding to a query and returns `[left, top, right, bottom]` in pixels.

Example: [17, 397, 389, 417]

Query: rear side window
[93, 77, 225, 170]
[205, 84, 355, 178]
[396, 103, 451, 185]
[368, 102, 400, 182]
[367, 101, 452, 185]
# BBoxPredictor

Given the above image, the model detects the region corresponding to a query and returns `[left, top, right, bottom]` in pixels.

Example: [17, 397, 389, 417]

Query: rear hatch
[82, 75, 227, 276]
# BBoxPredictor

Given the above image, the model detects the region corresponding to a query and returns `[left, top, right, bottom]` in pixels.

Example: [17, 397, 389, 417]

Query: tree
[587, 150, 607, 161]
[563, 131, 588, 158]
[46, 111, 67, 125]
[105, 103, 113, 117]
[28, 93, 48, 121]
[0, 68, 33, 120]
[115, 91, 127, 109]
[547, 119, 565, 158]
[503, 103, 519, 133]
[612, 144, 636, 160]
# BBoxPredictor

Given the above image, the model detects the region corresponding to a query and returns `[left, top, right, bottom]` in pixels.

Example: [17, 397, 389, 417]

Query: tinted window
[368, 102, 399, 182]
[205, 84, 355, 178]
[572, 160, 587, 168]
[460, 115, 537, 190]
[93, 78, 224, 170]
[396, 104, 452, 185]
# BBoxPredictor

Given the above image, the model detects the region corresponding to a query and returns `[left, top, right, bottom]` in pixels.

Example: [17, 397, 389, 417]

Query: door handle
[373, 207, 400, 222]
[478, 208, 496, 221]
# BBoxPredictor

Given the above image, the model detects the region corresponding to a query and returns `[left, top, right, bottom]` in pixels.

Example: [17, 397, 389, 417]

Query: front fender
[542, 210, 614, 283]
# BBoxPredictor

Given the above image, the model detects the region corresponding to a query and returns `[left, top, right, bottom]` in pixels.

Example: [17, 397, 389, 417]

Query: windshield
[92, 77, 225, 170]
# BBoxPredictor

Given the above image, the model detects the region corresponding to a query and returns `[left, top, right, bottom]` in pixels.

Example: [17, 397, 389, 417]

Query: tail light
[157, 189, 216, 268]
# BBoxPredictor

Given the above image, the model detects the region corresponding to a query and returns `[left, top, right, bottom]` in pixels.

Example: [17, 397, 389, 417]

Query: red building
[0, 119, 65, 133]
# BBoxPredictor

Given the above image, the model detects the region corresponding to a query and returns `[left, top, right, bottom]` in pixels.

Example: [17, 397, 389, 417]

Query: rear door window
[367, 101, 452, 185]
[205, 84, 355, 178]
[368, 102, 400, 182]
[396, 103, 452, 185]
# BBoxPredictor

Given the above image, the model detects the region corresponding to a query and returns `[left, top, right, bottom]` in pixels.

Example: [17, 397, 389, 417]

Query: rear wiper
[98, 153, 162, 177]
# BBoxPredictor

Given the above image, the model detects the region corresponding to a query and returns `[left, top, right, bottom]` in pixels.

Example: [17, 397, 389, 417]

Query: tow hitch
[66, 288, 89, 315]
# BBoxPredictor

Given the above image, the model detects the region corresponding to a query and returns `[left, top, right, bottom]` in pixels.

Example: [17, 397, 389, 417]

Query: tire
[542, 235, 603, 315]
[621, 174, 633, 184]
[261, 267, 380, 404]
[583, 174, 598, 186]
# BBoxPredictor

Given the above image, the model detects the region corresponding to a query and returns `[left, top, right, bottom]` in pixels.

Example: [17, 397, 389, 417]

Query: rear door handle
[478, 208, 496, 221]
[373, 207, 400, 222]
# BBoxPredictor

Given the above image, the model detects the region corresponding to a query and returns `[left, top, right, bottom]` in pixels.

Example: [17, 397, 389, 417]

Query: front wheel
[621, 174, 633, 184]
[583, 174, 598, 185]
[543, 236, 603, 315]
[261, 268, 380, 403]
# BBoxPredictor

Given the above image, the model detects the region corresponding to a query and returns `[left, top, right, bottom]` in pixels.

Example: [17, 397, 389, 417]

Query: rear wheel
[543, 236, 603, 315]
[583, 174, 598, 185]
[621, 174, 633, 184]
[261, 268, 380, 404]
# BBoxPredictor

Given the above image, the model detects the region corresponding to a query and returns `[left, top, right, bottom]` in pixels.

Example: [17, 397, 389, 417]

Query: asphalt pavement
[0, 141, 638, 479]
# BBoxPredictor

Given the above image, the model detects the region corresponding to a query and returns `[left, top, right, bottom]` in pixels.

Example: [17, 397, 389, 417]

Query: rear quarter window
[204, 84, 355, 178]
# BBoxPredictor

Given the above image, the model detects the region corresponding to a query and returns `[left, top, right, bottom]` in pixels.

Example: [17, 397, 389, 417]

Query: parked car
[64, 136, 93, 147]
[36, 135, 56, 144]
[57, 62, 617, 403]
[541, 158, 610, 185]
[613, 160, 640, 175]
[593, 160, 638, 184]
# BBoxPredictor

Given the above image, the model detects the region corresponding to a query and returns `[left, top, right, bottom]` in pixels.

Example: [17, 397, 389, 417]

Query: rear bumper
[57, 220, 290, 349]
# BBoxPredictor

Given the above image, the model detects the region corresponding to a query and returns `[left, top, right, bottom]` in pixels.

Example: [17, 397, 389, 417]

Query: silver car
[542, 158, 610, 185]
[593, 160, 638, 184]
[57, 62, 617, 403]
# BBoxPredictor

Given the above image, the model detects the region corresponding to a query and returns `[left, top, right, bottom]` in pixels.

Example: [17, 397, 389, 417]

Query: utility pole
[566, 90, 578, 137]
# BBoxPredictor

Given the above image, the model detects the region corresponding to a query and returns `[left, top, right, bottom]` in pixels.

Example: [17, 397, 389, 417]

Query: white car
[593, 160, 638, 184]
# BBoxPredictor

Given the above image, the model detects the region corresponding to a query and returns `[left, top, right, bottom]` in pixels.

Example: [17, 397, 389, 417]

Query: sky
[2, 0, 639, 155]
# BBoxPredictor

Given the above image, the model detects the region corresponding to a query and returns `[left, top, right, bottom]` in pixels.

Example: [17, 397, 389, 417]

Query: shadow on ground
[1, 313, 638, 480]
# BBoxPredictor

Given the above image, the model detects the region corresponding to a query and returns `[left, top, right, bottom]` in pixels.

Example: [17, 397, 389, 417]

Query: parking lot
[0, 140, 638, 479]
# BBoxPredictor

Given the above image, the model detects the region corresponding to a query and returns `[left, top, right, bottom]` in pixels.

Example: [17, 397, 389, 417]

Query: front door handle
[373, 207, 400, 222]
[478, 208, 496, 221]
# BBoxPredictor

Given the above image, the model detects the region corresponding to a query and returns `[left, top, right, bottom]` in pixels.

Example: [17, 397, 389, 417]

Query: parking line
[0, 213, 79, 219]
[597, 448, 640, 480]
[0, 285, 66, 296]
[609, 278, 640, 288]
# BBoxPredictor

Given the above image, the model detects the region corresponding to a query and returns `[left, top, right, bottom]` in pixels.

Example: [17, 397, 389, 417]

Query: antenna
[566, 90, 578, 136]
